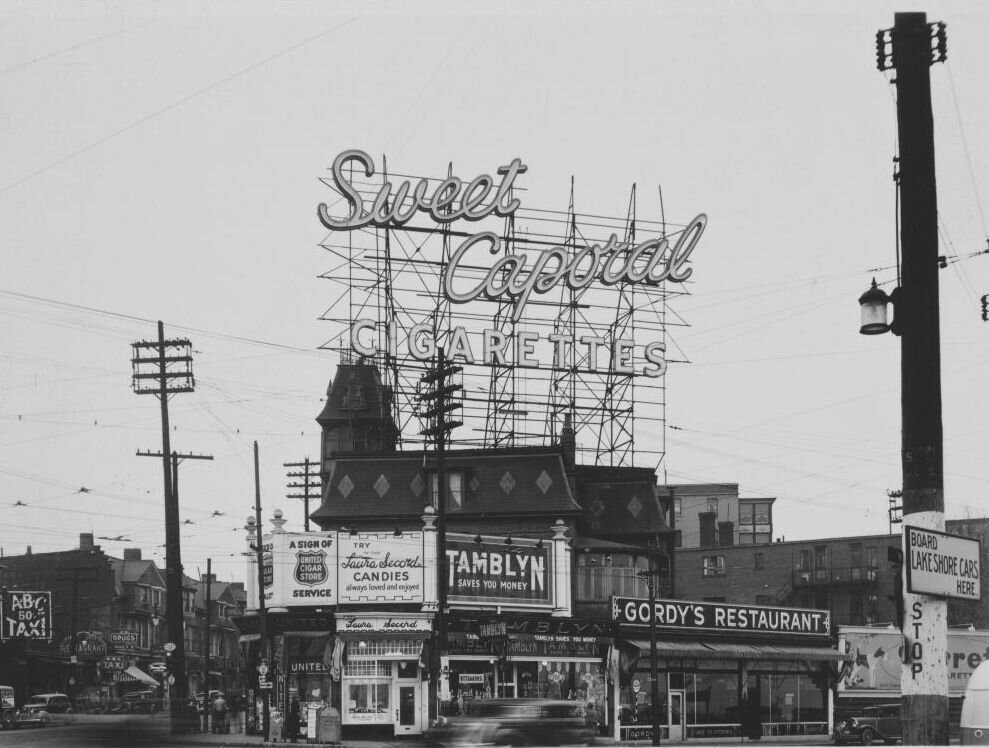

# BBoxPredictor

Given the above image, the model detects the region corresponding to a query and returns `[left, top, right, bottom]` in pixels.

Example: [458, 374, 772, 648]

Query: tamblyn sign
[319, 149, 707, 377]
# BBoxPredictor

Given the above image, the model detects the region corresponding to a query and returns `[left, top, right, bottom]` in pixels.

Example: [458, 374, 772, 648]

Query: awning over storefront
[122, 665, 160, 687]
[238, 633, 261, 644]
[625, 639, 849, 662]
[337, 631, 428, 642]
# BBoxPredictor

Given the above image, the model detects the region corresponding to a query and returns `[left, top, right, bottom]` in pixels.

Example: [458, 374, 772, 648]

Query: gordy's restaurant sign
[319, 149, 707, 377]
[613, 596, 831, 637]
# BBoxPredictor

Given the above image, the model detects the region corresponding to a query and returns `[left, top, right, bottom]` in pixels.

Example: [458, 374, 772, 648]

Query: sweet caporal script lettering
[319, 149, 706, 377]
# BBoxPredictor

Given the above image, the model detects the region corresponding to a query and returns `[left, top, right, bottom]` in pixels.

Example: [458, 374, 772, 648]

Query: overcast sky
[1, 0, 987, 582]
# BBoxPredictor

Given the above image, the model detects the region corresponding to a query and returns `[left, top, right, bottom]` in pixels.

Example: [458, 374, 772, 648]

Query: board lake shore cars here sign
[905, 525, 981, 600]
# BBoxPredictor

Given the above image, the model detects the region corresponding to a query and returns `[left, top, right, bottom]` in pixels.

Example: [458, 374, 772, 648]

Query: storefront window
[688, 671, 740, 724]
[620, 668, 667, 727]
[285, 635, 331, 736]
[342, 660, 390, 724]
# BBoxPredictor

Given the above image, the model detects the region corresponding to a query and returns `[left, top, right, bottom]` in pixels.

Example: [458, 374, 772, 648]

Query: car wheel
[66, 708, 74, 715]
[860, 728, 876, 745]
[2, 712, 13, 730]
[39, 713, 52, 726]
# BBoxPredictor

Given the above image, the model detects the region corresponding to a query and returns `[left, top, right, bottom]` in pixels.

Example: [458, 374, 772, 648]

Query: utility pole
[637, 565, 661, 746]
[132, 322, 198, 734]
[253, 442, 270, 739]
[203, 557, 212, 734]
[418, 348, 462, 718]
[284, 458, 321, 532]
[877, 13, 949, 744]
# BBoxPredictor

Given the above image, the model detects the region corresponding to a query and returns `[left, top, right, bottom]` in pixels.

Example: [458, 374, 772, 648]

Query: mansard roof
[575, 464, 672, 538]
[310, 446, 581, 524]
[315, 362, 393, 427]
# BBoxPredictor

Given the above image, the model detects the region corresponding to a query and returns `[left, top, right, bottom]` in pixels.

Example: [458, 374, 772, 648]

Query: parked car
[427, 698, 593, 747]
[834, 703, 902, 745]
[1, 687, 54, 730]
[120, 690, 162, 714]
[22, 693, 73, 714]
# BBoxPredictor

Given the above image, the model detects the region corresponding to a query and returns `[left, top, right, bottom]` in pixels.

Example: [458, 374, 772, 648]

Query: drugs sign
[1, 590, 53, 641]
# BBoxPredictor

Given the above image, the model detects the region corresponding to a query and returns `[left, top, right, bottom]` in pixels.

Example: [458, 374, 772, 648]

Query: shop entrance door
[392, 665, 421, 736]
[668, 690, 685, 742]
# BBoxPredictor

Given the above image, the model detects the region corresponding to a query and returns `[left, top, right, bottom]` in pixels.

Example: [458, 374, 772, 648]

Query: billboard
[1, 590, 53, 641]
[337, 531, 425, 604]
[272, 532, 337, 607]
[838, 626, 989, 695]
[445, 535, 553, 608]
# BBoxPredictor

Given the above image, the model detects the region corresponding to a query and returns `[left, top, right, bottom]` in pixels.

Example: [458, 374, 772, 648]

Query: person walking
[285, 697, 301, 743]
[211, 692, 229, 734]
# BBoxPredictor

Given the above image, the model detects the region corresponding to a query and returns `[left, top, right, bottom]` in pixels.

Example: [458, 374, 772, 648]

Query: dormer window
[342, 383, 365, 409]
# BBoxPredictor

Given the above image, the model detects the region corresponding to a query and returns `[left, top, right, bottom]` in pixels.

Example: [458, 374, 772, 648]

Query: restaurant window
[702, 555, 725, 577]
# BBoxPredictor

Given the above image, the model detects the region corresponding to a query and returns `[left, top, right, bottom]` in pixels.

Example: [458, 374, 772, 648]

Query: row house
[0, 534, 246, 709]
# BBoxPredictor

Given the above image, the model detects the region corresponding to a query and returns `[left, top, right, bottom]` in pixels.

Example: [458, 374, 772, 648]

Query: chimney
[123, 548, 142, 562]
[79, 533, 94, 552]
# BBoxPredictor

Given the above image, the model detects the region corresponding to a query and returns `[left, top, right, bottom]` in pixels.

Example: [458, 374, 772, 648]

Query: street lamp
[858, 278, 901, 335]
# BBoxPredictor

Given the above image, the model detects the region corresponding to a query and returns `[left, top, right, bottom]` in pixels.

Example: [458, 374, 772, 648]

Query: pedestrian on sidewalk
[285, 697, 301, 743]
[212, 692, 229, 734]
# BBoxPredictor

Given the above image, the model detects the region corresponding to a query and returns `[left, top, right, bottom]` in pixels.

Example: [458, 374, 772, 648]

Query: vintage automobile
[120, 689, 163, 714]
[1, 687, 55, 730]
[834, 703, 902, 745]
[22, 693, 74, 714]
[426, 698, 593, 747]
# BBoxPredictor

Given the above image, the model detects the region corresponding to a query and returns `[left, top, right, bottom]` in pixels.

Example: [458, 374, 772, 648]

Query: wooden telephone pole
[284, 458, 321, 532]
[877, 13, 949, 744]
[132, 322, 211, 733]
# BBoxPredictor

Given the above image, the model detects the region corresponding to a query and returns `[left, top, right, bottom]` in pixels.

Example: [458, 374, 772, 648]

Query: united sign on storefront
[262, 531, 425, 608]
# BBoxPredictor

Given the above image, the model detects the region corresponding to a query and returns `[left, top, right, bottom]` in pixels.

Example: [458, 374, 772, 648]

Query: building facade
[233, 362, 847, 743]
[0, 534, 246, 711]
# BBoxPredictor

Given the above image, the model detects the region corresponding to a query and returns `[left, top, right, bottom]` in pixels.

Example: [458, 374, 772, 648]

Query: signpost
[905, 526, 981, 600]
